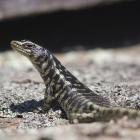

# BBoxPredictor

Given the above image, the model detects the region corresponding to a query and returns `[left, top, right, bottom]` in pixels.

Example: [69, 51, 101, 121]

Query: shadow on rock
[10, 99, 43, 113]
[10, 99, 66, 117]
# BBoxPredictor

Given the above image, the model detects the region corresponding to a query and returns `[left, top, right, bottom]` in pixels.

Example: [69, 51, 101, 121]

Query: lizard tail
[68, 103, 140, 123]
[93, 106, 140, 121]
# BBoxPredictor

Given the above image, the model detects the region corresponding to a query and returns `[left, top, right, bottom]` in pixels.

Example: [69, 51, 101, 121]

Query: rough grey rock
[0, 0, 129, 20]
[0, 120, 140, 140]
[0, 46, 140, 139]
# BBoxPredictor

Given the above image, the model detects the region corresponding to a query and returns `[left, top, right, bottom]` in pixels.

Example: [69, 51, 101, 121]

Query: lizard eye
[25, 43, 33, 48]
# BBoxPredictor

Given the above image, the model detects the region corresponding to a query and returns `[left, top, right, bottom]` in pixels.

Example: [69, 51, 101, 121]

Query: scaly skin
[11, 40, 140, 123]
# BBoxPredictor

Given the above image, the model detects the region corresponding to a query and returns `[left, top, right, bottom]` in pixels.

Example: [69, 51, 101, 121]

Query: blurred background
[0, 0, 140, 52]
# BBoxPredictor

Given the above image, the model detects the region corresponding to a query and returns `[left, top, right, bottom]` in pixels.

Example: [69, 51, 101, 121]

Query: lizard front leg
[43, 87, 56, 112]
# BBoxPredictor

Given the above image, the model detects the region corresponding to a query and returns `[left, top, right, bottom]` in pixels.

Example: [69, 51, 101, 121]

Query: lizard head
[11, 40, 47, 62]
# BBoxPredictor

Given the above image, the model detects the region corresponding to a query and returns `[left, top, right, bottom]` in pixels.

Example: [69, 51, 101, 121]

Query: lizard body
[11, 40, 140, 123]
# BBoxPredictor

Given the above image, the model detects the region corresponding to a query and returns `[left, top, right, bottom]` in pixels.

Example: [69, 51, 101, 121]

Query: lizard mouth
[10, 40, 31, 56]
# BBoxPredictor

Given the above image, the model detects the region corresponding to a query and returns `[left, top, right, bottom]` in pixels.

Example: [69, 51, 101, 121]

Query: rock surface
[0, 0, 128, 20]
[0, 46, 140, 139]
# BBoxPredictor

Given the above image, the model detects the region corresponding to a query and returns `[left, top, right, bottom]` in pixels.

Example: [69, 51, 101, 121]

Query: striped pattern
[11, 40, 140, 123]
